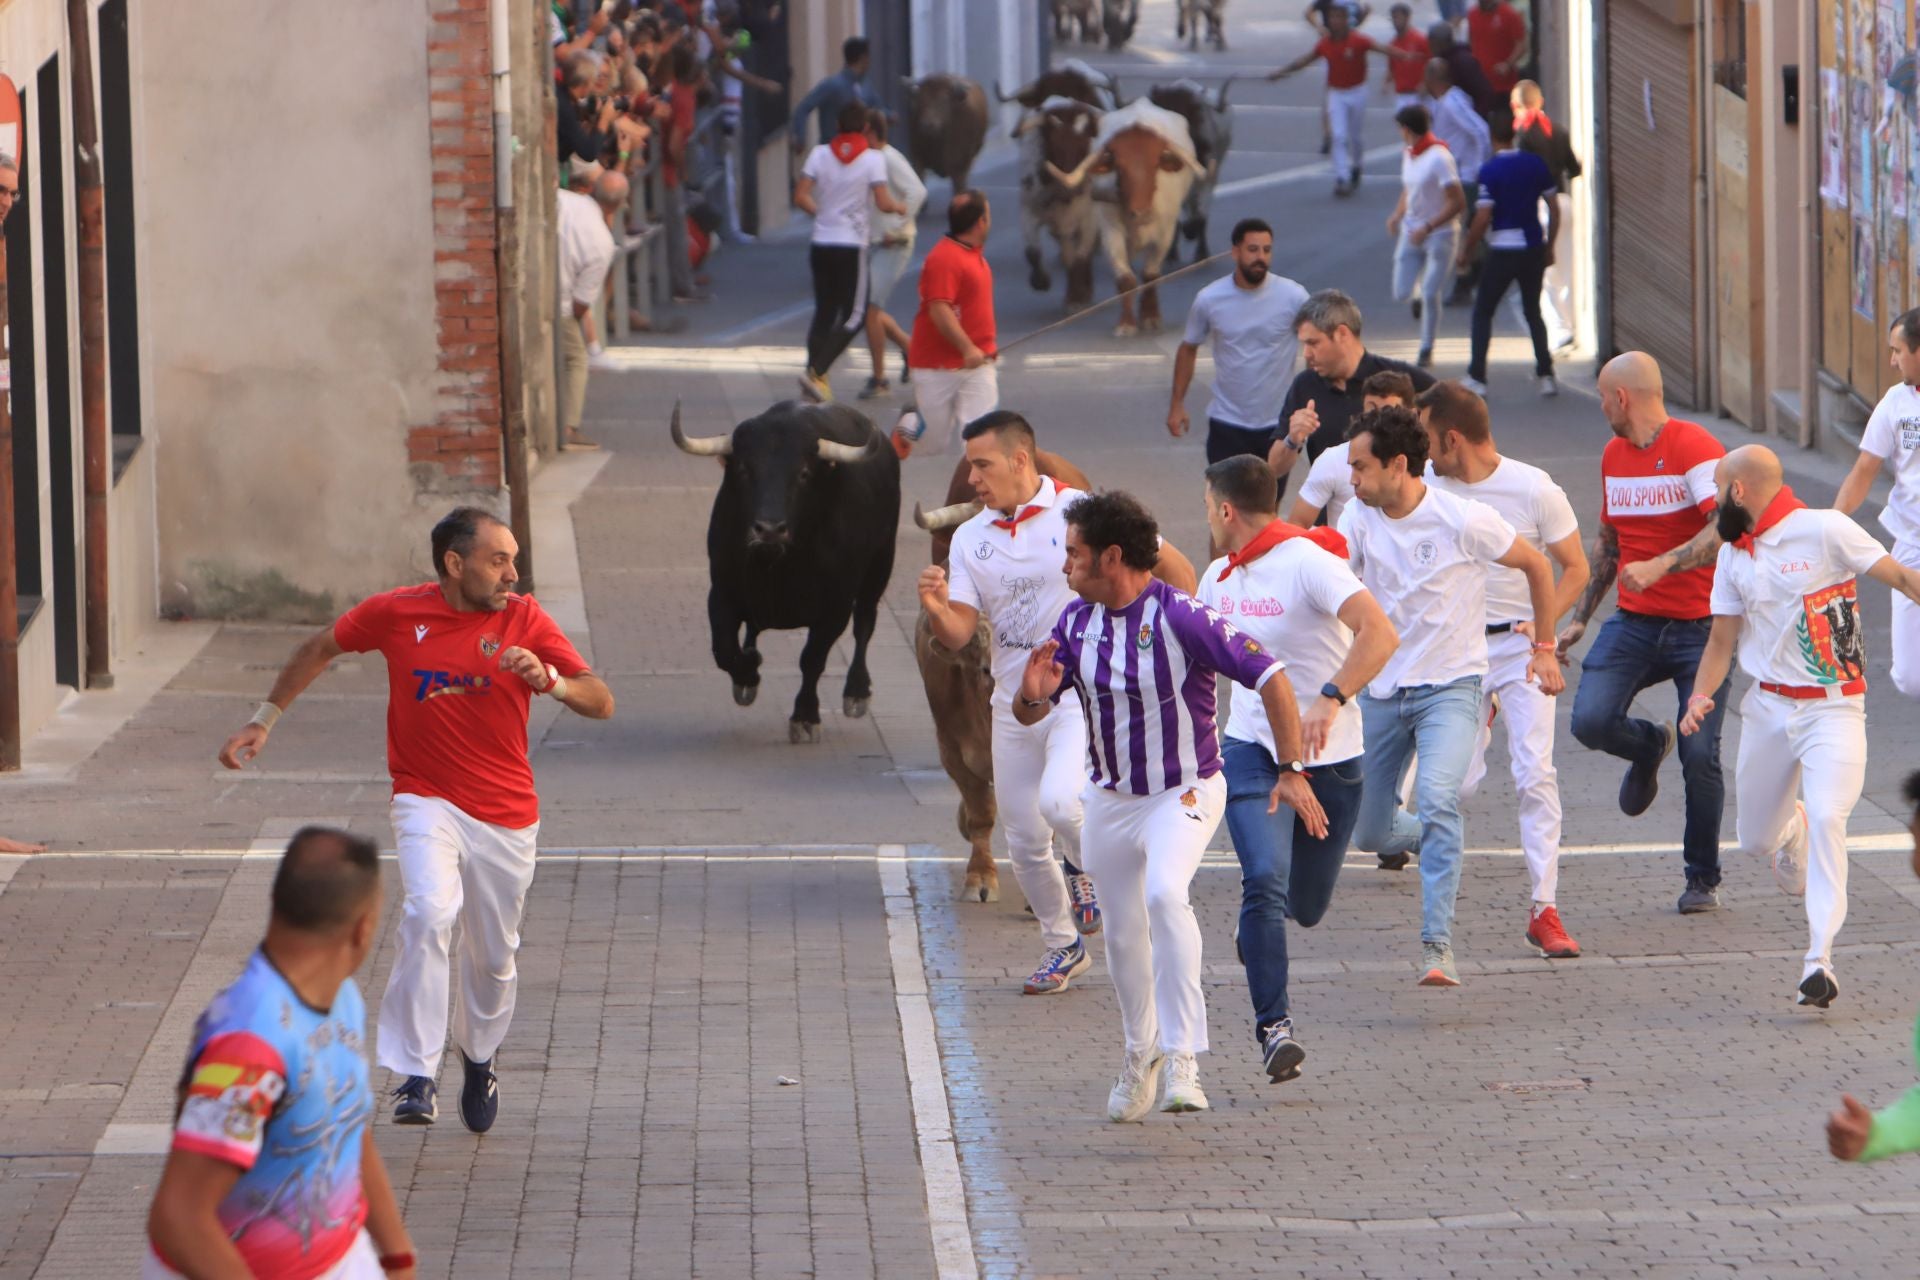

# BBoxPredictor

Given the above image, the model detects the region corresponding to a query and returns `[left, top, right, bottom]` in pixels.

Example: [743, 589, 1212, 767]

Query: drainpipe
[0, 245, 18, 770]
[1800, 0, 1820, 448]
[68, 0, 111, 689]
[492, 0, 534, 592]
[1694, 0, 1717, 414]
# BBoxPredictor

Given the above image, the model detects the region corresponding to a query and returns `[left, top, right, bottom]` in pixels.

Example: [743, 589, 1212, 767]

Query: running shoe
[1261, 1019, 1305, 1084]
[1620, 721, 1676, 816]
[1161, 1052, 1210, 1113]
[1418, 941, 1461, 987]
[1798, 967, 1839, 1009]
[1773, 801, 1809, 897]
[1107, 1049, 1164, 1122]
[391, 1075, 437, 1125]
[797, 370, 832, 404]
[1677, 878, 1722, 914]
[459, 1052, 499, 1134]
[857, 377, 891, 401]
[1066, 872, 1102, 935]
[1525, 904, 1581, 958]
[1537, 376, 1559, 398]
[1411, 297, 1423, 322]
[1377, 850, 1412, 871]
[1022, 941, 1092, 995]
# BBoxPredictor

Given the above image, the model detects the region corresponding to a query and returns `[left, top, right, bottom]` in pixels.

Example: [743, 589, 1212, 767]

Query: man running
[1339, 405, 1564, 985]
[1288, 369, 1417, 530]
[1460, 112, 1560, 399]
[1420, 381, 1589, 957]
[1385, 4, 1431, 111]
[1197, 456, 1397, 1084]
[1512, 80, 1582, 351]
[794, 103, 906, 403]
[1680, 446, 1920, 1007]
[219, 508, 615, 1130]
[145, 828, 416, 1279]
[1834, 306, 1920, 697]
[901, 191, 998, 457]
[858, 112, 925, 401]
[1014, 491, 1324, 1121]
[1270, 4, 1421, 197]
[1558, 352, 1730, 914]
[1387, 103, 1465, 369]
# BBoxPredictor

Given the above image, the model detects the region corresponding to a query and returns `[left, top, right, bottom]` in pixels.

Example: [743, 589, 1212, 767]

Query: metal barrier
[605, 104, 731, 342]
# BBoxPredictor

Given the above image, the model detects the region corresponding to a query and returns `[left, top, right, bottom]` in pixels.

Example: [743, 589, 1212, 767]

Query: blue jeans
[1568, 610, 1729, 886]
[1392, 227, 1455, 354]
[1222, 740, 1366, 1037]
[1352, 677, 1483, 947]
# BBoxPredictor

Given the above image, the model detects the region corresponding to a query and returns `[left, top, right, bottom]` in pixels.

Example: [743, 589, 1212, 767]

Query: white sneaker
[1537, 375, 1559, 397]
[1461, 376, 1489, 396]
[1160, 1051, 1209, 1113]
[1773, 800, 1809, 897]
[1106, 1049, 1164, 1123]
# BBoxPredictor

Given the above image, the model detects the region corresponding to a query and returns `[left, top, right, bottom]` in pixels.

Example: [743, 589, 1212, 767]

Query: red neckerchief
[829, 132, 870, 164]
[1408, 132, 1449, 157]
[1513, 107, 1553, 138]
[992, 505, 1043, 536]
[1219, 520, 1350, 581]
[1732, 486, 1807, 555]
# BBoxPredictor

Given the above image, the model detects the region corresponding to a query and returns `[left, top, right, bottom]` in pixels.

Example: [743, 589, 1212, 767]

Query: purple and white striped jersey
[1048, 578, 1284, 796]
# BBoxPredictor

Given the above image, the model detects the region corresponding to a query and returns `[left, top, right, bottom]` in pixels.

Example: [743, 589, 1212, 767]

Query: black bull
[671, 401, 900, 743]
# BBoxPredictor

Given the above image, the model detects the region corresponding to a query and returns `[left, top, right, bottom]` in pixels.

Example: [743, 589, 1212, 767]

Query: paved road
[6, 2, 1920, 1277]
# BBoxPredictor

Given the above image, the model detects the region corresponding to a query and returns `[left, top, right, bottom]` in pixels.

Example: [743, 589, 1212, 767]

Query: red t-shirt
[1599, 418, 1726, 619]
[1467, 2, 1527, 96]
[664, 83, 697, 188]
[909, 236, 997, 371]
[1316, 33, 1378, 90]
[333, 585, 590, 828]
[1389, 29, 1430, 93]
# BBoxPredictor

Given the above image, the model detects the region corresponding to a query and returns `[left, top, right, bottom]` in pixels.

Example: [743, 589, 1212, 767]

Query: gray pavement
[7, 1, 1920, 1276]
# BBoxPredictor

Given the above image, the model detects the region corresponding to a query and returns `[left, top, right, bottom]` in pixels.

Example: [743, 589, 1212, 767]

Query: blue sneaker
[1023, 941, 1092, 995]
[459, 1052, 499, 1133]
[1066, 872, 1102, 935]
[391, 1075, 437, 1125]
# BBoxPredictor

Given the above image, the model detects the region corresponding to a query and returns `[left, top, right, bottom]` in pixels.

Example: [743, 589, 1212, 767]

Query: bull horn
[1176, 146, 1206, 176]
[1215, 75, 1236, 110]
[816, 432, 883, 465]
[669, 400, 732, 456]
[913, 499, 985, 531]
[1046, 149, 1103, 190]
[993, 78, 1013, 103]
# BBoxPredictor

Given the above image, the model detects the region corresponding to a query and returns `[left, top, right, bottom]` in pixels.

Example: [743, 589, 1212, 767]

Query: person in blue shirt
[791, 37, 882, 152]
[1458, 112, 1560, 399]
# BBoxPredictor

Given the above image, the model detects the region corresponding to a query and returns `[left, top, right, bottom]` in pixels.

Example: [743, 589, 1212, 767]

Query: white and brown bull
[1147, 77, 1235, 263]
[901, 74, 988, 200]
[1046, 100, 1203, 336]
[1175, 0, 1228, 50]
[1015, 98, 1103, 311]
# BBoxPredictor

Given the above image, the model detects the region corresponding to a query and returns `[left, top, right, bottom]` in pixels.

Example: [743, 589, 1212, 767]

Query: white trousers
[993, 702, 1086, 949]
[1891, 538, 1920, 698]
[145, 1231, 383, 1279]
[1327, 85, 1368, 182]
[1080, 773, 1226, 1055]
[1461, 630, 1564, 903]
[914, 364, 999, 455]
[1733, 687, 1865, 974]
[379, 793, 540, 1079]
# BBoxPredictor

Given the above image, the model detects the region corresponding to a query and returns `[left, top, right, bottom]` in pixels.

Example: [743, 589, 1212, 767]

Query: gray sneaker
[1417, 941, 1460, 987]
[1677, 878, 1722, 914]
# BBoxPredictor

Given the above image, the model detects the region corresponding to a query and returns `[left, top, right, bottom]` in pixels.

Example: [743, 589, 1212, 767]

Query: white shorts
[913, 364, 999, 455]
[145, 1230, 383, 1279]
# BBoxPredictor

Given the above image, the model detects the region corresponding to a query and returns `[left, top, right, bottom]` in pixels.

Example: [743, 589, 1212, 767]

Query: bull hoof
[788, 719, 822, 744]
[959, 870, 1000, 902]
[1029, 267, 1052, 292]
[843, 695, 870, 719]
[1113, 321, 1137, 338]
[733, 682, 758, 707]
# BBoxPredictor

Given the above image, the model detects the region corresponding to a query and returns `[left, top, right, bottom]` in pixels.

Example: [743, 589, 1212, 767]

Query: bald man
[1559, 354, 1732, 914]
[1679, 446, 1920, 1007]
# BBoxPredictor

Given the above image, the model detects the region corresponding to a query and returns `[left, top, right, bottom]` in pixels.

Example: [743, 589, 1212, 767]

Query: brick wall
[411, 0, 503, 492]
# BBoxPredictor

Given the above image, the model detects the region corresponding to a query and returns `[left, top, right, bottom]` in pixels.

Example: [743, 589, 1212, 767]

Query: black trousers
[1468, 246, 1553, 382]
[806, 244, 867, 377]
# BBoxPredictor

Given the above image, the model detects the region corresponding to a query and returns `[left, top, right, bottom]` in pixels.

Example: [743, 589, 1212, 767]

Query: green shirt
[1863, 1009, 1920, 1162]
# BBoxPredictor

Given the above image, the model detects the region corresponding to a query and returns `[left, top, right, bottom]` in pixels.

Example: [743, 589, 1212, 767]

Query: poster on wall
[1825, 70, 1850, 204]
[1882, 0, 1900, 77]
[1856, 218, 1879, 319]
[1910, 107, 1920, 305]
[1858, 0, 1878, 70]
[1856, 79, 1877, 216]
[1893, 113, 1909, 217]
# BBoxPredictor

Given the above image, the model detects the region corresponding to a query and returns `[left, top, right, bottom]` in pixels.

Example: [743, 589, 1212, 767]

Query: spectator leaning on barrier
[859, 112, 927, 402]
[557, 166, 629, 452]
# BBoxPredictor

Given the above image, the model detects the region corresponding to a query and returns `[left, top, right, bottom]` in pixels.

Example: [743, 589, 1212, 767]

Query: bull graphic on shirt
[1796, 580, 1866, 684]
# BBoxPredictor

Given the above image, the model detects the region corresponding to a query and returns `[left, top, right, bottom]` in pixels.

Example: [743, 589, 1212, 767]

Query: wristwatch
[1280, 759, 1308, 775]
[1320, 681, 1347, 706]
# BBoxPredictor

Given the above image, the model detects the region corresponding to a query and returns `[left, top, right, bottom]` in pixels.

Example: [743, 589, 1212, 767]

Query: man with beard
[1557, 352, 1731, 915]
[1680, 446, 1920, 1008]
[218, 508, 615, 1131]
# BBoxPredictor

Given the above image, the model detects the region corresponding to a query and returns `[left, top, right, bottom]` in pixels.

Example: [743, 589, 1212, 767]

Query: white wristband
[248, 702, 282, 731]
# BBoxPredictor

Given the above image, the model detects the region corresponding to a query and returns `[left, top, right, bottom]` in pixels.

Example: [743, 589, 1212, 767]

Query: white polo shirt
[1400, 143, 1462, 232]
[1427, 456, 1578, 626]
[1197, 536, 1368, 765]
[1860, 380, 1920, 545]
[946, 477, 1083, 710]
[1298, 441, 1355, 529]
[1338, 484, 1517, 697]
[1709, 507, 1886, 690]
[801, 143, 889, 247]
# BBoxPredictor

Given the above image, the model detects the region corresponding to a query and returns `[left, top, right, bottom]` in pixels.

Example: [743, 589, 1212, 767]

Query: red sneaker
[1525, 905, 1581, 959]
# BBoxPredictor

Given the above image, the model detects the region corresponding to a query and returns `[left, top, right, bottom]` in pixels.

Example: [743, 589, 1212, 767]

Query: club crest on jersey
[1242, 637, 1263, 654]
[479, 633, 502, 659]
[1179, 789, 1198, 808]
[1414, 540, 1438, 568]
[1136, 622, 1153, 650]
[973, 542, 994, 561]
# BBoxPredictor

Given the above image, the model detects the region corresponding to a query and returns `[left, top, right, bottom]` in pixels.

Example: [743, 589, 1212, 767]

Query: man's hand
[1828, 1094, 1873, 1161]
[1167, 404, 1191, 438]
[1269, 772, 1329, 838]
[1408, 220, 1431, 247]
[1300, 696, 1340, 759]
[1679, 692, 1715, 736]
[960, 346, 988, 370]
[1526, 648, 1564, 695]
[1286, 400, 1319, 449]
[498, 646, 554, 693]
[1386, 212, 1402, 238]
[218, 724, 269, 770]
[1620, 554, 1673, 594]
[918, 564, 950, 614]
[1019, 639, 1066, 705]
[1554, 619, 1586, 663]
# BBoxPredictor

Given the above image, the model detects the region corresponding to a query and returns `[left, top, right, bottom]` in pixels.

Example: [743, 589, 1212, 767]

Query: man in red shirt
[1555, 353, 1731, 915]
[218, 508, 615, 1132]
[1271, 5, 1421, 197]
[1467, 0, 1527, 98]
[901, 190, 998, 457]
[1385, 3, 1430, 109]
[661, 43, 706, 303]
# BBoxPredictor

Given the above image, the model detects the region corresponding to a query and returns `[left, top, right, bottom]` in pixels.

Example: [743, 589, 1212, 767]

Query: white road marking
[1213, 143, 1402, 198]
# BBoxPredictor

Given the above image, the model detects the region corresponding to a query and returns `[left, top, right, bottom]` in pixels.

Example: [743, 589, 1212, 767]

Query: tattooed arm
[1555, 523, 1619, 661]
[1621, 521, 1723, 594]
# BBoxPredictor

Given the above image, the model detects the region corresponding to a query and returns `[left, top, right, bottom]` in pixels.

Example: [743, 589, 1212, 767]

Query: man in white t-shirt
[1197, 455, 1398, 1085]
[1289, 369, 1419, 530]
[555, 168, 627, 452]
[1168, 219, 1310, 515]
[1420, 382, 1590, 957]
[1835, 308, 1920, 698]
[793, 102, 904, 404]
[918, 413, 1198, 995]
[1338, 405, 1564, 986]
[1681, 445, 1920, 1009]
[1387, 104, 1465, 369]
